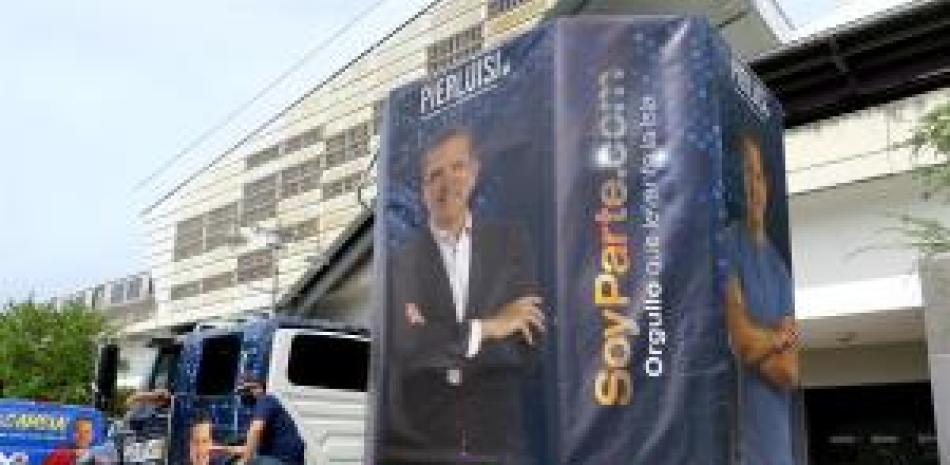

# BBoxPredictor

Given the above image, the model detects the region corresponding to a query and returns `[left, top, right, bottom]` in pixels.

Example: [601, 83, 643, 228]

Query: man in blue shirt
[229, 375, 305, 465]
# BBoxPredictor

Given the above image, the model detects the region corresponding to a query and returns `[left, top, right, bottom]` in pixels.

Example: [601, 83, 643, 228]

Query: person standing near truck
[225, 375, 305, 465]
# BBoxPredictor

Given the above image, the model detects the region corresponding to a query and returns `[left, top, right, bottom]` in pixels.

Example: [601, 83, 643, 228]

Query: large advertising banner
[373, 16, 802, 465]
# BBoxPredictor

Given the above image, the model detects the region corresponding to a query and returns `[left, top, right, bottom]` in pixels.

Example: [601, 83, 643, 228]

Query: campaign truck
[119, 316, 368, 465]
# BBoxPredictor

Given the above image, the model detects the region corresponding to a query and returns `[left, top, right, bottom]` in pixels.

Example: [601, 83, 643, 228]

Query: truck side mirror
[95, 343, 120, 413]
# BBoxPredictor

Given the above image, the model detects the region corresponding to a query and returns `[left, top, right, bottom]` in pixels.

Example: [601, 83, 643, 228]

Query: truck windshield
[287, 334, 368, 392]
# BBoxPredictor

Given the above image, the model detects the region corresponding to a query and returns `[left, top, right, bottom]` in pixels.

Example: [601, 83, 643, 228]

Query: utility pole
[235, 220, 288, 316]
[234, 216, 323, 315]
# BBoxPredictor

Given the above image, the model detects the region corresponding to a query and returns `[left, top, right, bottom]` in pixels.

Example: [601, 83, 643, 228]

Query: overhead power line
[139, 0, 444, 216]
[134, 0, 395, 193]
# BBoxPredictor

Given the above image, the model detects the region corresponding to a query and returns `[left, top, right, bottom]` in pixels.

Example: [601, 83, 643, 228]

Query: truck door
[266, 329, 369, 465]
[168, 332, 243, 465]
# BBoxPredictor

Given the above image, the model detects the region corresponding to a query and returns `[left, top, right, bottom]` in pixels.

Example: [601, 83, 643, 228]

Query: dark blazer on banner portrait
[381, 219, 541, 465]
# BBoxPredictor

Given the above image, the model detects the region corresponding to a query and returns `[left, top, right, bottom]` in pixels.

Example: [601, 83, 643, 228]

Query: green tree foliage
[0, 300, 110, 404]
[896, 100, 950, 255]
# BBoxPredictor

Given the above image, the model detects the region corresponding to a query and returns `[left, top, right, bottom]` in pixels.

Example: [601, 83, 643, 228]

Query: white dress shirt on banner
[430, 213, 483, 362]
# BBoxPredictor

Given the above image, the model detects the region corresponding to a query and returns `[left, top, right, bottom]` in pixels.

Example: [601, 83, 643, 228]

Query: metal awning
[750, 0, 950, 127]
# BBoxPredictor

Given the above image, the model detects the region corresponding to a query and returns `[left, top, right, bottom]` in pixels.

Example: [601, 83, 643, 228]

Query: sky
[0, 0, 898, 303]
[780, 0, 844, 26]
[0, 0, 431, 302]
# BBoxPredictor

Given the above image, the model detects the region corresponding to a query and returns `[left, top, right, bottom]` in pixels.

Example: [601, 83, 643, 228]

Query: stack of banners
[372, 16, 803, 465]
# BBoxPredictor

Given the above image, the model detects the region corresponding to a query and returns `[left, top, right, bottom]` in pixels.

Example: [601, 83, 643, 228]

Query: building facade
[788, 87, 948, 464]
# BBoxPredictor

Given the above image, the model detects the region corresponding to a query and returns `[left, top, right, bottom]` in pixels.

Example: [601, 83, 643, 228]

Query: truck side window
[196, 334, 242, 396]
[287, 334, 368, 392]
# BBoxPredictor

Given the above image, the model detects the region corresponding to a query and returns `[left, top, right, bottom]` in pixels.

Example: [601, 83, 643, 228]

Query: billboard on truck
[0, 400, 111, 465]
[373, 16, 802, 465]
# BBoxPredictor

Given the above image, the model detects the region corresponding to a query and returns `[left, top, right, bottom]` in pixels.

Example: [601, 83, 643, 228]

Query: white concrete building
[51, 272, 157, 387]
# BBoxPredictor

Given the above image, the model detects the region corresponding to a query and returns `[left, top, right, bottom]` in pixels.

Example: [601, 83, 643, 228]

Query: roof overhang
[278, 210, 374, 316]
[750, 0, 950, 127]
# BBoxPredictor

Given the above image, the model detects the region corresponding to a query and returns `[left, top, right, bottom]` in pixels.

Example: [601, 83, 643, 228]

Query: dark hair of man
[422, 126, 477, 170]
[191, 410, 213, 429]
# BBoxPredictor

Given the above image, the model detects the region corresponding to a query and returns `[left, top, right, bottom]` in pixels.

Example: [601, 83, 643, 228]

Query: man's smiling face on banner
[421, 131, 479, 230]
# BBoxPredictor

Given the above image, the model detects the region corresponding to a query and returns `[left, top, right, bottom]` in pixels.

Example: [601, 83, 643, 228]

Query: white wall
[789, 172, 949, 289]
[801, 341, 930, 388]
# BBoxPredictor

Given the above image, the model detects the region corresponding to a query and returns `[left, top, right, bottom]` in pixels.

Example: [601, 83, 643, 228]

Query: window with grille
[426, 24, 483, 74]
[322, 172, 363, 200]
[280, 217, 320, 243]
[283, 134, 304, 155]
[281, 158, 322, 199]
[92, 286, 106, 308]
[205, 202, 239, 251]
[237, 249, 274, 283]
[281, 126, 322, 156]
[299, 126, 322, 148]
[110, 282, 125, 305]
[246, 145, 280, 169]
[294, 217, 320, 241]
[245, 126, 322, 170]
[347, 123, 369, 159]
[372, 99, 386, 135]
[487, 0, 532, 18]
[202, 271, 235, 293]
[323, 123, 370, 170]
[242, 174, 278, 225]
[70, 292, 86, 306]
[174, 215, 205, 261]
[126, 277, 142, 301]
[170, 281, 201, 301]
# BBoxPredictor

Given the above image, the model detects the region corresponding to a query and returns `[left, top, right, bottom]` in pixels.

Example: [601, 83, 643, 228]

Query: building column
[920, 255, 950, 464]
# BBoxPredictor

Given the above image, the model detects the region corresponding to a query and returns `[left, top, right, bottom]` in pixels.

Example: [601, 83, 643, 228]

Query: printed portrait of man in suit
[379, 127, 545, 465]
